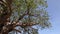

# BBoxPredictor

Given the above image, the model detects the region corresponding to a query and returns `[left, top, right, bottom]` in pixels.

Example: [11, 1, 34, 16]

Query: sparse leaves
[0, 0, 51, 34]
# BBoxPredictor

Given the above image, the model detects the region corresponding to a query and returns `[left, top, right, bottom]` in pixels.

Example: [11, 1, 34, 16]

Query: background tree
[0, 0, 51, 34]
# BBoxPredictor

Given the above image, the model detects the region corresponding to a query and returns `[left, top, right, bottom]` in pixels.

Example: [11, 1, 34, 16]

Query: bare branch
[13, 29, 21, 33]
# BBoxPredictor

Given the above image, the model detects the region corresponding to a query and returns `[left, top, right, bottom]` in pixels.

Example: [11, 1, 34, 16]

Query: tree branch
[13, 29, 21, 33]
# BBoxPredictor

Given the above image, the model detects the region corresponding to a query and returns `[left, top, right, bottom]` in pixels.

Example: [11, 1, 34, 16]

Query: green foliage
[0, 0, 51, 34]
[10, 0, 51, 34]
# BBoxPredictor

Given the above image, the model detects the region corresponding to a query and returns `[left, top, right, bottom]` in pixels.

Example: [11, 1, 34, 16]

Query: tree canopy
[0, 0, 51, 34]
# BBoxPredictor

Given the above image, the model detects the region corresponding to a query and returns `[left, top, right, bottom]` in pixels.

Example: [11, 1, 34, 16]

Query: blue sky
[39, 0, 60, 34]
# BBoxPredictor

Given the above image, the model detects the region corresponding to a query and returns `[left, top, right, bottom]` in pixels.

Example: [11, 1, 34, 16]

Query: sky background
[39, 0, 60, 34]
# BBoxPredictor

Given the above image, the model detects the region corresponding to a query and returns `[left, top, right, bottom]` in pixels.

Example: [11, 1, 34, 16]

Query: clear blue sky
[39, 0, 60, 34]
